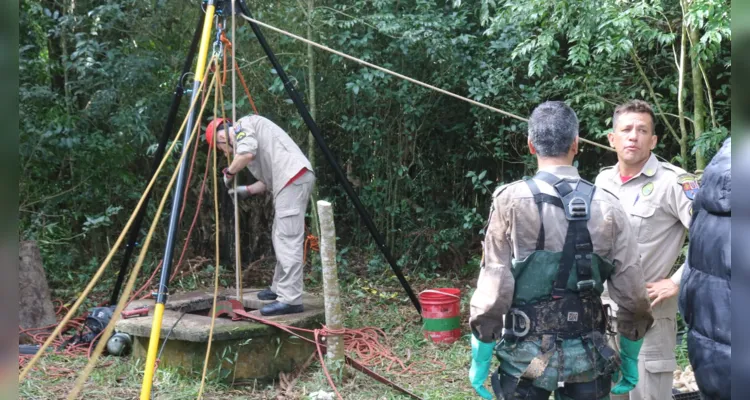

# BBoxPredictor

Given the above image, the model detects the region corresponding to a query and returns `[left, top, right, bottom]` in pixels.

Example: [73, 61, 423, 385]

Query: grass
[675, 334, 690, 371]
[19, 272, 479, 400]
[19, 354, 275, 399]
[20, 263, 693, 399]
[675, 311, 690, 370]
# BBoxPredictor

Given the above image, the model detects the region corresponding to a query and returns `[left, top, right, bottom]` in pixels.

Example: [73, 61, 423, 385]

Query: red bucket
[419, 288, 461, 344]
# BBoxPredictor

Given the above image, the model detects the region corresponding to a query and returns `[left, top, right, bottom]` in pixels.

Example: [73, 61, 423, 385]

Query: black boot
[257, 288, 278, 301]
[260, 301, 304, 316]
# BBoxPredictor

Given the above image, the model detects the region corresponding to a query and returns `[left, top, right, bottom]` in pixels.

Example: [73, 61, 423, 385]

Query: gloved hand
[222, 168, 235, 189]
[611, 335, 644, 394]
[469, 334, 495, 399]
[228, 185, 253, 199]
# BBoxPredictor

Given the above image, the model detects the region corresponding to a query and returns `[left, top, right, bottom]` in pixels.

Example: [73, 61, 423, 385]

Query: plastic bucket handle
[418, 289, 460, 299]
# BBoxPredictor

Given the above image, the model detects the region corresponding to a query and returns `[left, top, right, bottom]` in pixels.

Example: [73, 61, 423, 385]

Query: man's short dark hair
[527, 101, 579, 157]
[613, 100, 656, 132]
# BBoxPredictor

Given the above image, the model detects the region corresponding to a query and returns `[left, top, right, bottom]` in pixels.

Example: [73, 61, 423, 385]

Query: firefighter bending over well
[206, 115, 314, 316]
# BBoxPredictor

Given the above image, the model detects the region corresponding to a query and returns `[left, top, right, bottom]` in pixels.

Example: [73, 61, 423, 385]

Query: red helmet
[205, 118, 232, 146]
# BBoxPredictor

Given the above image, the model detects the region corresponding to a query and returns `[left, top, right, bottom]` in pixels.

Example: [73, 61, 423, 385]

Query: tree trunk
[43, 0, 65, 96]
[630, 50, 681, 154]
[689, 26, 707, 171]
[19, 241, 57, 344]
[677, 19, 689, 169]
[62, 0, 75, 113]
[317, 200, 345, 379]
[306, 0, 320, 239]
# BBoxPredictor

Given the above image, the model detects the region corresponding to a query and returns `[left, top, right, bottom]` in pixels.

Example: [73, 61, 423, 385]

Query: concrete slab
[115, 288, 326, 382]
[117, 288, 324, 342]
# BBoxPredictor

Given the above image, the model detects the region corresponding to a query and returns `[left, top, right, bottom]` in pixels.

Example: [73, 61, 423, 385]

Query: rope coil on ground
[224, 303, 428, 399]
[18, 301, 88, 371]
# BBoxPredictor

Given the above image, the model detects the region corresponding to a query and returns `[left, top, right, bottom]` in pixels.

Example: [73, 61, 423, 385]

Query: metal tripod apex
[202, 0, 236, 16]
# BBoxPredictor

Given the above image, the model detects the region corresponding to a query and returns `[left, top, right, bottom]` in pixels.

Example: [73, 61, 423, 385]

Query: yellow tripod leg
[139, 2, 217, 399]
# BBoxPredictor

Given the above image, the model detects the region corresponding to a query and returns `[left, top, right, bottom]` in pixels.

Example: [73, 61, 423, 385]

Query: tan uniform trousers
[609, 316, 677, 400]
[270, 170, 314, 306]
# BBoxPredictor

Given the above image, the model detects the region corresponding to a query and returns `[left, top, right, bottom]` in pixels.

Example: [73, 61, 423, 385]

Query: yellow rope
[66, 59, 220, 400]
[18, 63, 216, 383]
[197, 58, 224, 400]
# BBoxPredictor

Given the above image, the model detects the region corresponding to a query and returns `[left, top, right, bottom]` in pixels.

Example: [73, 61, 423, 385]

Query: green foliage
[21, 0, 730, 293]
[692, 126, 729, 161]
[684, 0, 731, 64]
[20, 0, 209, 290]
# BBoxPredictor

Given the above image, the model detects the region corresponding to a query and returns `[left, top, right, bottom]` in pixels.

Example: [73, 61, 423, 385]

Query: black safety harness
[497, 172, 618, 400]
[505, 171, 605, 338]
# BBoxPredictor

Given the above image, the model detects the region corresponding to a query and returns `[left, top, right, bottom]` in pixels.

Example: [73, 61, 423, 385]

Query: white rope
[239, 14, 614, 152]
[231, 0, 243, 303]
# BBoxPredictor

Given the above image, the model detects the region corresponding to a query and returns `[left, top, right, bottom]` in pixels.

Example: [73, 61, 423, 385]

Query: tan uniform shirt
[595, 153, 695, 319]
[234, 115, 313, 198]
[469, 165, 653, 343]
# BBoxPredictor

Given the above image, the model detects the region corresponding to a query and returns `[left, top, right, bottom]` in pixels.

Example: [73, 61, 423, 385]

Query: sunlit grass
[20, 270, 691, 399]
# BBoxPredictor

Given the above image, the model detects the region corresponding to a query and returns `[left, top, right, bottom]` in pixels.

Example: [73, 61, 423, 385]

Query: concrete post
[316, 200, 345, 376]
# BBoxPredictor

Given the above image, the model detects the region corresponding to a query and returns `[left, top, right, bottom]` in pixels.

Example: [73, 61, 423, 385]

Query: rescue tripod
[110, 0, 422, 315]
[103, 1, 422, 398]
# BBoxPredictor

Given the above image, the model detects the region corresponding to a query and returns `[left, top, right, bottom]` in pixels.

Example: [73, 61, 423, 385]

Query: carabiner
[509, 309, 531, 337]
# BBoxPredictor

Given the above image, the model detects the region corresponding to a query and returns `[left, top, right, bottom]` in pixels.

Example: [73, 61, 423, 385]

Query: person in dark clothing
[678, 137, 731, 400]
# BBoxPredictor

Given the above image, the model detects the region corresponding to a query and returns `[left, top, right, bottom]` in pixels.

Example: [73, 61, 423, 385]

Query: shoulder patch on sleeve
[676, 173, 700, 200]
[235, 127, 259, 155]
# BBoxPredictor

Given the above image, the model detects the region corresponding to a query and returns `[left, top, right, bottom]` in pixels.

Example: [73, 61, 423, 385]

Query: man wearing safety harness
[205, 115, 314, 316]
[595, 100, 697, 400]
[469, 101, 654, 400]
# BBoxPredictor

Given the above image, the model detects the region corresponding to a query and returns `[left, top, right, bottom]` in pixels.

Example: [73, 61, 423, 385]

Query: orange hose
[303, 231, 320, 266]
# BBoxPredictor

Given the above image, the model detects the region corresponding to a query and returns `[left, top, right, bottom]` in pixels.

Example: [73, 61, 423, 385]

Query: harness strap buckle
[603, 304, 617, 336]
[567, 196, 589, 219]
[509, 309, 531, 337]
[577, 280, 595, 292]
[575, 243, 593, 252]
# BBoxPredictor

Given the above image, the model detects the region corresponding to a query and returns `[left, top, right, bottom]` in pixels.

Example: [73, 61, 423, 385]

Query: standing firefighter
[469, 101, 654, 400]
[206, 115, 314, 316]
[595, 100, 697, 400]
